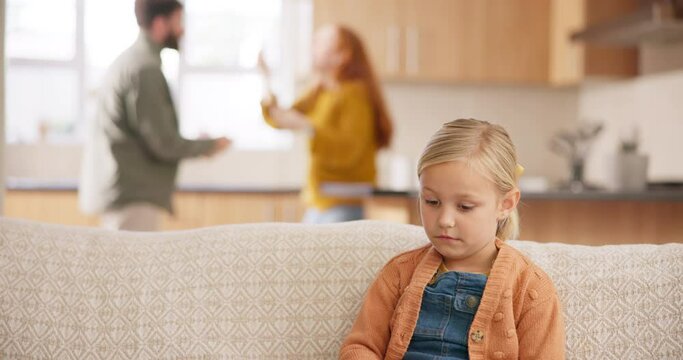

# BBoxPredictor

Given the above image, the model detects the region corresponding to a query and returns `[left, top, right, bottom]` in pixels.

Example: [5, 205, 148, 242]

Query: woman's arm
[261, 102, 312, 131]
[258, 51, 313, 131]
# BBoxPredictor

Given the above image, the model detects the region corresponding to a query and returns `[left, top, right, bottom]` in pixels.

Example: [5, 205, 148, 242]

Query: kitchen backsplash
[5, 82, 579, 189]
[580, 70, 683, 188]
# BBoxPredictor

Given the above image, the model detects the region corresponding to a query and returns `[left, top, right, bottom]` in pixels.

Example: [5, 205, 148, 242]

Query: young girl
[259, 24, 393, 224]
[340, 119, 565, 359]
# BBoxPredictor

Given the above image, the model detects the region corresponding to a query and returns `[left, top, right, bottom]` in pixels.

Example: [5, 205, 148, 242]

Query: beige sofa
[1, 217, 681, 359]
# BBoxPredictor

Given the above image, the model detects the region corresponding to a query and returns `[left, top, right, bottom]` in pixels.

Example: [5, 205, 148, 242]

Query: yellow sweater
[263, 80, 377, 210]
[340, 239, 566, 360]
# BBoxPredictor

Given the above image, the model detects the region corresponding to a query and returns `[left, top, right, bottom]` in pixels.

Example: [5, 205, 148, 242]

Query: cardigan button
[470, 329, 485, 343]
[493, 312, 504, 321]
[529, 289, 539, 300]
[494, 351, 505, 359]
[466, 295, 479, 309]
[503, 289, 513, 298]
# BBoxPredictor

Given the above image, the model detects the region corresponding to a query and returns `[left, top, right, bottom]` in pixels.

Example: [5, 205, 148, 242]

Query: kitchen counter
[7, 178, 683, 201]
[4, 179, 682, 244]
[366, 188, 683, 245]
[5, 178, 300, 194]
[372, 188, 683, 201]
[3, 181, 305, 230]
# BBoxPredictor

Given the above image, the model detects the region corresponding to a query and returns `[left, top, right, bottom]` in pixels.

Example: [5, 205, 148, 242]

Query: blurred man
[79, 0, 230, 231]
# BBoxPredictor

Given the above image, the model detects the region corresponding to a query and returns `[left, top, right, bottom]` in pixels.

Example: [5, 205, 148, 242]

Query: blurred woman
[259, 24, 393, 223]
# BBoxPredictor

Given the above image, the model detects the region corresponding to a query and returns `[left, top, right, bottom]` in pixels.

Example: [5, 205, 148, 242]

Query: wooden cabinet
[8, 190, 681, 245]
[550, 0, 639, 85]
[399, 0, 463, 81]
[518, 200, 683, 245]
[163, 193, 306, 230]
[364, 195, 683, 245]
[4, 190, 99, 227]
[314, 0, 402, 78]
[314, 0, 473, 81]
[4, 190, 305, 230]
[483, 0, 553, 83]
[364, 195, 420, 225]
[313, 0, 638, 84]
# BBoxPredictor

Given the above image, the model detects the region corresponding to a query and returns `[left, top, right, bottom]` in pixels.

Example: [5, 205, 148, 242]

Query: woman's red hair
[334, 25, 394, 149]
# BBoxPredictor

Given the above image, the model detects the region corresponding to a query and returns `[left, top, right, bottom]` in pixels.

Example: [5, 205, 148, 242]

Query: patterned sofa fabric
[1, 218, 681, 359]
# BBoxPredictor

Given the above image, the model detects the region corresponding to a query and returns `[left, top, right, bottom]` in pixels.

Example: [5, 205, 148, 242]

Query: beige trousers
[101, 203, 163, 231]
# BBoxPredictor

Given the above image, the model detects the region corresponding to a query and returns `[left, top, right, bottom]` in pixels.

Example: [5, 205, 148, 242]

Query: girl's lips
[437, 235, 459, 241]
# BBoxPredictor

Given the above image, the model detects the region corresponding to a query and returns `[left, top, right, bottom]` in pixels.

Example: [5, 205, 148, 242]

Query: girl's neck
[444, 239, 499, 274]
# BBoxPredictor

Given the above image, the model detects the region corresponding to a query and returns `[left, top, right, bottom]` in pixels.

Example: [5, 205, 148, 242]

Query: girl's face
[312, 26, 349, 74]
[419, 160, 518, 271]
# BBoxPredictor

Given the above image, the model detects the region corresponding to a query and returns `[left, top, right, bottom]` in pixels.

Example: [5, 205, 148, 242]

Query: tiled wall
[580, 70, 683, 187]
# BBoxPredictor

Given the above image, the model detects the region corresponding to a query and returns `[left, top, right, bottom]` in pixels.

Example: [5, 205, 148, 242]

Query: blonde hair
[417, 119, 521, 240]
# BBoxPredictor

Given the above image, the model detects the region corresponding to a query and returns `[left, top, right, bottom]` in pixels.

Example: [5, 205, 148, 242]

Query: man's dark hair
[135, 0, 183, 29]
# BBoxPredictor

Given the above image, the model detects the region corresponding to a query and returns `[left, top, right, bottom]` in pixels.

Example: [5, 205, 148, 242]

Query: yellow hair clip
[515, 164, 525, 178]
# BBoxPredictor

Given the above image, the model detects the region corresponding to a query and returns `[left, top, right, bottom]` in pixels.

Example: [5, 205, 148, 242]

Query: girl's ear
[498, 188, 520, 219]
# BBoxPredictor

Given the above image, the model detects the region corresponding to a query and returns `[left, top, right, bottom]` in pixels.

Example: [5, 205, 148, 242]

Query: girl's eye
[458, 204, 474, 211]
[424, 199, 440, 207]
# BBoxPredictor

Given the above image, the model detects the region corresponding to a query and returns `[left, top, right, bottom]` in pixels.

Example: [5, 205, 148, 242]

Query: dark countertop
[372, 188, 683, 201]
[5, 178, 300, 194]
[522, 190, 683, 201]
[6, 179, 80, 191]
[6, 178, 683, 201]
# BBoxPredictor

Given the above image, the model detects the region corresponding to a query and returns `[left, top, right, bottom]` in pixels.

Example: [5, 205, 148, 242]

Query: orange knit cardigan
[340, 239, 566, 360]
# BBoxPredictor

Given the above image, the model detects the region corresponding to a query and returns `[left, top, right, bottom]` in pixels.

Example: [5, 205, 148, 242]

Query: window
[84, 0, 138, 70]
[6, 0, 79, 143]
[6, 67, 79, 143]
[178, 0, 292, 149]
[183, 0, 281, 69]
[7, 0, 76, 60]
[5, 0, 306, 150]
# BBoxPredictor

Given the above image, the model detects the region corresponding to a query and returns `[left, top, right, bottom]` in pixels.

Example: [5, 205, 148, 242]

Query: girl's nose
[437, 208, 456, 229]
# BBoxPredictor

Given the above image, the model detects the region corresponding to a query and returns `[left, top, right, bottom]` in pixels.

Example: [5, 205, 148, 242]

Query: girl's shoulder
[497, 242, 560, 303]
[376, 243, 433, 289]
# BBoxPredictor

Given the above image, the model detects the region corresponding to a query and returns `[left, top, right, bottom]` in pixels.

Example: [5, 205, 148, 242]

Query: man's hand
[206, 137, 231, 157]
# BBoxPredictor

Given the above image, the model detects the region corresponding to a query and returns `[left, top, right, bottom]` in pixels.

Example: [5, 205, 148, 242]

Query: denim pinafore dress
[403, 264, 488, 360]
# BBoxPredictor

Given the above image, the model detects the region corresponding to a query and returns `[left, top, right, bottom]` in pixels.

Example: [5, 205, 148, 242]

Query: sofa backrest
[1, 218, 681, 359]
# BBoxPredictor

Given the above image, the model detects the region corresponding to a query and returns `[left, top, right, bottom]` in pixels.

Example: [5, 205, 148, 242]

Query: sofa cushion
[0, 218, 681, 359]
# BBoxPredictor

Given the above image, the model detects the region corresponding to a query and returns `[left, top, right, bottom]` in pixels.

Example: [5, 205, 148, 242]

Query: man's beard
[163, 32, 180, 50]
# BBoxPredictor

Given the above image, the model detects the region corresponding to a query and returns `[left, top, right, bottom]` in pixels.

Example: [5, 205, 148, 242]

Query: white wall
[5, 141, 309, 187]
[580, 70, 683, 188]
[382, 83, 579, 187]
[12, 70, 681, 191]
[5, 83, 579, 190]
[1, 0, 6, 213]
